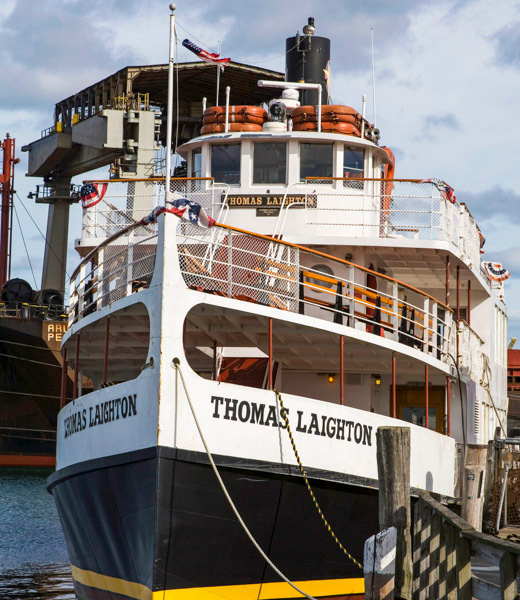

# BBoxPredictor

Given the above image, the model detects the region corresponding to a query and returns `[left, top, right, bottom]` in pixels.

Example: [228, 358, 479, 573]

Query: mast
[0, 135, 17, 288]
[165, 3, 176, 198]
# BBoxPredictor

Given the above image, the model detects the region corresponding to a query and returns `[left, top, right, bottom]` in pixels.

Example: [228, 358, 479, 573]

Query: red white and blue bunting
[483, 262, 510, 282]
[419, 178, 456, 204]
[142, 195, 215, 228]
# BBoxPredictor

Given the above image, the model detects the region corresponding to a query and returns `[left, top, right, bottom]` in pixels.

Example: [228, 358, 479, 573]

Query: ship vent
[474, 394, 481, 437]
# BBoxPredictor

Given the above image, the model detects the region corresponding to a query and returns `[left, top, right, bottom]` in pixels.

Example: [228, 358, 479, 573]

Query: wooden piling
[376, 426, 412, 599]
[461, 444, 487, 531]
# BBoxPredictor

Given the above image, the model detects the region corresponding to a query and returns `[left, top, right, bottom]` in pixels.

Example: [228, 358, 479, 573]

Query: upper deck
[176, 130, 486, 286]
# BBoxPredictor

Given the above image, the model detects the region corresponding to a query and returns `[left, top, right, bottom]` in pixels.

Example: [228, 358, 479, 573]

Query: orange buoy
[200, 122, 264, 135]
[203, 105, 267, 126]
[292, 105, 362, 126]
[292, 121, 361, 136]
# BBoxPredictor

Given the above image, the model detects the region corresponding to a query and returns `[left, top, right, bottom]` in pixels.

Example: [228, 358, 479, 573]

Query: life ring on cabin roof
[292, 121, 361, 136]
[200, 122, 264, 135]
[203, 106, 267, 125]
[292, 105, 362, 126]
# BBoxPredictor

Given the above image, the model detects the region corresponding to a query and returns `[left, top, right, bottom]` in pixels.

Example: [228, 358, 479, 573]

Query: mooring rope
[172, 359, 318, 600]
[274, 390, 364, 571]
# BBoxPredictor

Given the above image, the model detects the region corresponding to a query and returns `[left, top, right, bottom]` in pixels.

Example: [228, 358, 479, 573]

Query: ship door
[395, 386, 445, 433]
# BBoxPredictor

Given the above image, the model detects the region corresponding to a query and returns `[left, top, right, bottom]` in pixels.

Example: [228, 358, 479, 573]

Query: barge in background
[0, 135, 72, 467]
[44, 13, 508, 600]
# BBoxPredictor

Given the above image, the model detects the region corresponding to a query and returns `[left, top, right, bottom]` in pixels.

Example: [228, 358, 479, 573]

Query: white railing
[69, 221, 158, 325]
[457, 319, 484, 381]
[458, 204, 482, 269]
[80, 178, 228, 241]
[177, 221, 455, 365]
[304, 178, 461, 245]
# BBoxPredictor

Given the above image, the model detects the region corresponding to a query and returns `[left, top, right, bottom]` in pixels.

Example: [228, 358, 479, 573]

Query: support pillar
[392, 353, 396, 419]
[60, 347, 68, 409]
[425, 364, 429, 430]
[340, 336, 344, 406]
[103, 317, 110, 386]
[268, 318, 273, 389]
[467, 280, 471, 326]
[73, 334, 80, 400]
[445, 255, 450, 307]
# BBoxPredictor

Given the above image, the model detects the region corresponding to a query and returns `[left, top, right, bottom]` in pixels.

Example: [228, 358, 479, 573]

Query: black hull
[0, 320, 72, 464]
[49, 447, 378, 599]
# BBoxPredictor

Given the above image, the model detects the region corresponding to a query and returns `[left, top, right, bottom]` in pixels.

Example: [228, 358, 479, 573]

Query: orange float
[292, 104, 362, 126]
[200, 122, 264, 135]
[203, 105, 267, 126]
[292, 121, 361, 136]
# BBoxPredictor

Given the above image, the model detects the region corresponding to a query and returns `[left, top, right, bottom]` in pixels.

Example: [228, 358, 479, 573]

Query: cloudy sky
[1, 0, 519, 339]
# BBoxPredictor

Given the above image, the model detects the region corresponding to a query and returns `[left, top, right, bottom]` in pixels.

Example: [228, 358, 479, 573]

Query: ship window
[343, 147, 364, 179]
[253, 142, 286, 184]
[300, 143, 333, 181]
[211, 144, 241, 185]
[191, 147, 202, 178]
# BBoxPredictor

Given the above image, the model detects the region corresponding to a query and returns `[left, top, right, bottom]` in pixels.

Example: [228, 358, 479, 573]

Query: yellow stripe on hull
[71, 565, 364, 600]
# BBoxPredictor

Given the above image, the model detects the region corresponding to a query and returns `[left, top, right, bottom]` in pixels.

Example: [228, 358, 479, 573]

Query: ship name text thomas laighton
[210, 396, 373, 445]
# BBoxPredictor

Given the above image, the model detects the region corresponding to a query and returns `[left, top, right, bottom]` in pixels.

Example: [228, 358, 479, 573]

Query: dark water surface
[0, 468, 75, 599]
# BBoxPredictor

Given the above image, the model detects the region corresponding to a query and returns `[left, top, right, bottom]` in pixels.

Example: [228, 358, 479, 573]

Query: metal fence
[300, 179, 482, 270]
[69, 221, 158, 325]
[177, 222, 457, 363]
[81, 177, 229, 240]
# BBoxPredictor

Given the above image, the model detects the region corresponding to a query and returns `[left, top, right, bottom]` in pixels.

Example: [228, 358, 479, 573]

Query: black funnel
[286, 18, 330, 105]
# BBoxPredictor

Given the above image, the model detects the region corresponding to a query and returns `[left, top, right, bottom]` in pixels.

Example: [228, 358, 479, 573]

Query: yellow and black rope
[274, 389, 364, 571]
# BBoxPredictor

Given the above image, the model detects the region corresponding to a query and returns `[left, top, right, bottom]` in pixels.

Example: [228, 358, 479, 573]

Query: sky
[1, 0, 519, 340]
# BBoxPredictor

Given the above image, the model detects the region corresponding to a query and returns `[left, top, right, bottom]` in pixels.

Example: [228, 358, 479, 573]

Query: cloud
[485, 246, 520, 277]
[492, 21, 520, 67]
[457, 186, 520, 224]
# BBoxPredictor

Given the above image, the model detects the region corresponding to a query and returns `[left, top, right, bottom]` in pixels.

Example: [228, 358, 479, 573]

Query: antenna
[371, 28, 377, 127]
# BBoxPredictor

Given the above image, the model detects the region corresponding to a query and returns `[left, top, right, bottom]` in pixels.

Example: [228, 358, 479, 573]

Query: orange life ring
[200, 122, 264, 135]
[203, 106, 267, 125]
[292, 121, 361, 136]
[292, 105, 362, 126]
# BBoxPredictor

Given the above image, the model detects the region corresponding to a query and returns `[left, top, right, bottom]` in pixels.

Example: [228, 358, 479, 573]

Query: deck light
[328, 374, 335, 383]
[374, 375, 382, 387]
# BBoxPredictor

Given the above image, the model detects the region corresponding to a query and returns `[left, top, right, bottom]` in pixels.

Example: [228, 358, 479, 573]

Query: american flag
[182, 39, 231, 68]
[80, 182, 108, 209]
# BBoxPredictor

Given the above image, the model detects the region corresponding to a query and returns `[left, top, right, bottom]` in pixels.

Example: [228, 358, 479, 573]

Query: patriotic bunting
[80, 182, 108, 209]
[483, 262, 510, 282]
[142, 195, 215, 228]
[420, 178, 456, 204]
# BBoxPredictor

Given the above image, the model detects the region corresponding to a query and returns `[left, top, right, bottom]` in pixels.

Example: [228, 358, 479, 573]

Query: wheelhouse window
[211, 144, 241, 185]
[300, 143, 333, 181]
[191, 147, 202, 178]
[253, 142, 287, 184]
[343, 147, 364, 179]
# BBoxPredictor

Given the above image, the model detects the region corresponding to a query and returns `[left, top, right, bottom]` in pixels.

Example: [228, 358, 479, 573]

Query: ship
[42, 13, 509, 600]
[0, 134, 72, 467]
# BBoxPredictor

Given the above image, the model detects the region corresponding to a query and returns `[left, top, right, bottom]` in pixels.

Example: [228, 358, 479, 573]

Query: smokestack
[285, 18, 330, 105]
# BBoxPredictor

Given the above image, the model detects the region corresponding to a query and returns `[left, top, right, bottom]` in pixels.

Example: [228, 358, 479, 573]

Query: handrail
[83, 177, 214, 184]
[70, 213, 452, 314]
[214, 221, 453, 313]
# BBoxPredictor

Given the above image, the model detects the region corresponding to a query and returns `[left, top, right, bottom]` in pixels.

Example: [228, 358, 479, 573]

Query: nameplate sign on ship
[63, 394, 137, 439]
[210, 395, 373, 446]
[42, 322, 68, 351]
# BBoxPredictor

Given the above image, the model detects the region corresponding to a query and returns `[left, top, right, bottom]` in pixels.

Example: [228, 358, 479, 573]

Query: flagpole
[165, 3, 176, 200]
[216, 40, 221, 106]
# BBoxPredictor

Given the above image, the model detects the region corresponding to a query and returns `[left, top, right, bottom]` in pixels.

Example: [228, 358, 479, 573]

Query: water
[0, 468, 75, 599]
